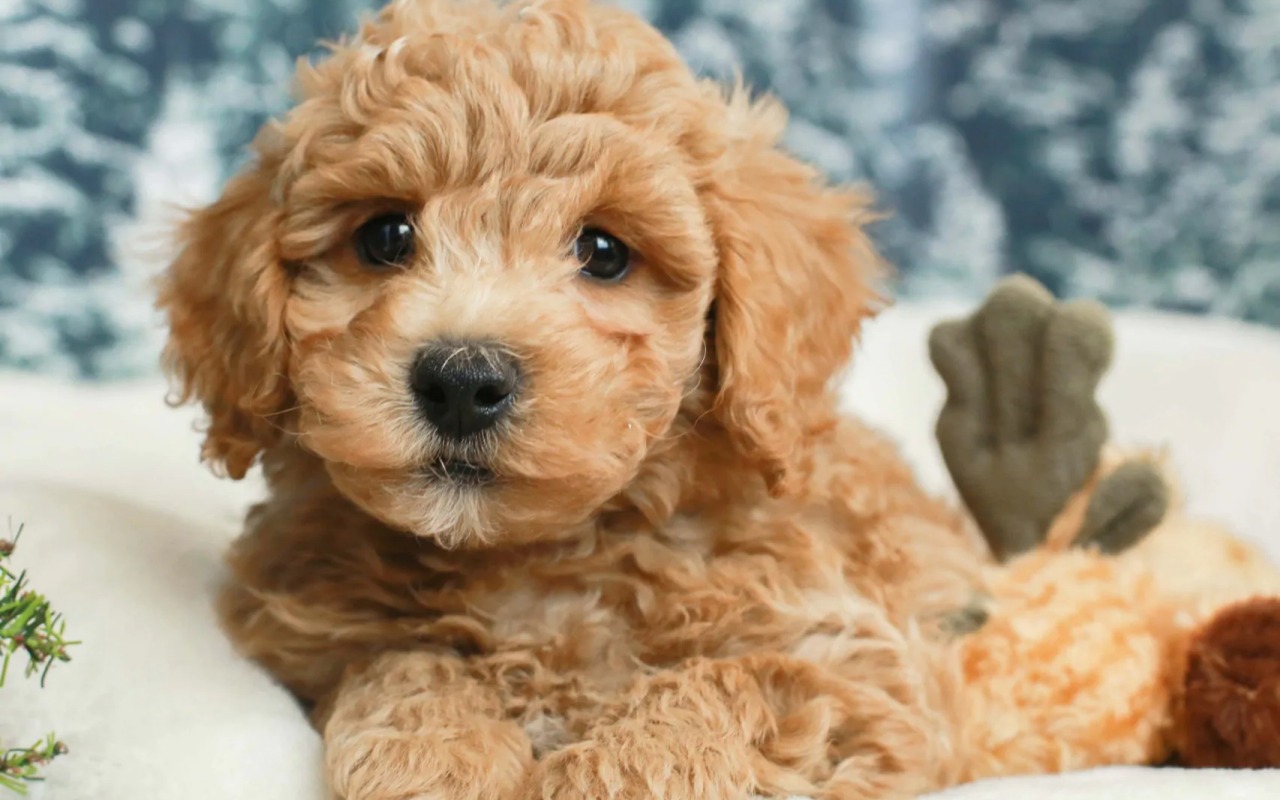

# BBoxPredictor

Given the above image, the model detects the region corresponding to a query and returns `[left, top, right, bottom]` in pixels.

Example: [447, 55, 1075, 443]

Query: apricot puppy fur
[159, 1, 993, 798]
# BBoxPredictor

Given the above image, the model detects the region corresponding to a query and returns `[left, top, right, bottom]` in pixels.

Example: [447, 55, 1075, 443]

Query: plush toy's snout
[1178, 597, 1280, 769]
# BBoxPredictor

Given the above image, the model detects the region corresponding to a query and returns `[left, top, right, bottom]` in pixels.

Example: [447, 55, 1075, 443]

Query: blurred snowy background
[2, 0, 1278, 379]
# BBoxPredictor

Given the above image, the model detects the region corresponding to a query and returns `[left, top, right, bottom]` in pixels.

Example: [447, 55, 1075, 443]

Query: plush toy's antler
[1073, 460, 1169, 554]
[929, 275, 1168, 561]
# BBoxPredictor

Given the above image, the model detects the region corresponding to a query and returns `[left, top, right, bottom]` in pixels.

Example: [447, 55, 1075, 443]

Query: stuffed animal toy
[928, 275, 1280, 779]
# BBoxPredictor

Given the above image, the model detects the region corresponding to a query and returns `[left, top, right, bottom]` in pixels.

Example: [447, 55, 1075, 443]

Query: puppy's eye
[574, 228, 630, 282]
[354, 213, 415, 268]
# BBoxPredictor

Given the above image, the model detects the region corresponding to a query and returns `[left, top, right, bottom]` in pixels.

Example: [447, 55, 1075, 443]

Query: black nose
[410, 344, 519, 440]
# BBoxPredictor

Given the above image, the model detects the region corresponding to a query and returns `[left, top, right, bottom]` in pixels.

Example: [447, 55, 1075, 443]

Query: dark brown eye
[354, 213, 415, 268]
[574, 228, 630, 281]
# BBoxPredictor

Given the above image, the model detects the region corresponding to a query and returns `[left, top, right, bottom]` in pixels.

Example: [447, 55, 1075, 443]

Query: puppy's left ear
[701, 89, 884, 496]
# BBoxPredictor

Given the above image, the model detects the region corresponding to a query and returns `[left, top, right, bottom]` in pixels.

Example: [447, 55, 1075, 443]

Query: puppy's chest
[473, 519, 904, 672]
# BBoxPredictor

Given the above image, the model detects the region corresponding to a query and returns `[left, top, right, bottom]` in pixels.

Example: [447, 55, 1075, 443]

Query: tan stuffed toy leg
[929, 276, 1280, 781]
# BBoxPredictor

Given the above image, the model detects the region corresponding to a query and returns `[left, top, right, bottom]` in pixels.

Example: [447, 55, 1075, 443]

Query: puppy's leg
[526, 653, 945, 800]
[524, 658, 764, 800]
[777, 625, 961, 800]
[324, 651, 533, 800]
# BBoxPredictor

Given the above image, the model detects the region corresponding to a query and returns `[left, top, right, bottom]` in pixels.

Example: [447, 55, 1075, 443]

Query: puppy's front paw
[327, 718, 532, 800]
[523, 733, 749, 800]
[522, 743, 619, 800]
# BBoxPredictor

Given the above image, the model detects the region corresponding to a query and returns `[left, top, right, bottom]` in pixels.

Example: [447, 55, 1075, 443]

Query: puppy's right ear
[699, 87, 884, 496]
[157, 162, 292, 479]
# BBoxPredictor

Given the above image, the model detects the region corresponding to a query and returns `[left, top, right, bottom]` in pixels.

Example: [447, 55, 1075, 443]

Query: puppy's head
[159, 0, 882, 547]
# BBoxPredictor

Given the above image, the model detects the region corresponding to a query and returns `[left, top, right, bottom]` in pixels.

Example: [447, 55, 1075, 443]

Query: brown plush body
[157, 2, 1280, 798]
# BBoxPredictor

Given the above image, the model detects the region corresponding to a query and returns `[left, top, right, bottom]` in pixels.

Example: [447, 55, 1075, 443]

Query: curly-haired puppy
[159, 1, 991, 797]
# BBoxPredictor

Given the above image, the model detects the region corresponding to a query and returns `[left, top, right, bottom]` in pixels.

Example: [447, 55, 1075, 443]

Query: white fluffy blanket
[2, 303, 1278, 799]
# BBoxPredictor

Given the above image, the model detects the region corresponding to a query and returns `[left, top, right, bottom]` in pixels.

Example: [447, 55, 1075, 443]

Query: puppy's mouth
[426, 459, 496, 486]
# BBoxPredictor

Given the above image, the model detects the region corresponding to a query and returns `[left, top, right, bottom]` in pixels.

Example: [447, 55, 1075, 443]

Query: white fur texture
[1, 303, 1277, 800]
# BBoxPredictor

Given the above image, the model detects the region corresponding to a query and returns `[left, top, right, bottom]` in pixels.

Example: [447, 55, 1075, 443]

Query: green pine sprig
[0, 523, 76, 794]
[0, 736, 67, 794]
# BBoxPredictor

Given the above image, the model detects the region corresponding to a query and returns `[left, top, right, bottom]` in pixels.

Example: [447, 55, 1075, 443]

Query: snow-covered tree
[1, 0, 1276, 378]
[0, 0, 370, 377]
[925, 0, 1280, 323]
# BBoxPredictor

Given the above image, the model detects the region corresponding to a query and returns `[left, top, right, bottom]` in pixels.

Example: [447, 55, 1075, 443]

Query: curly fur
[154, 2, 1113, 798]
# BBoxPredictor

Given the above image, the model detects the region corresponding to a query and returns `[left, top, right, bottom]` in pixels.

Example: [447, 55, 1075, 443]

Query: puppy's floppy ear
[701, 88, 884, 496]
[157, 160, 292, 479]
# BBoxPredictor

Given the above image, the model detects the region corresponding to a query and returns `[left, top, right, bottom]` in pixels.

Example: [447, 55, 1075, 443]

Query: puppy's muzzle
[411, 342, 520, 440]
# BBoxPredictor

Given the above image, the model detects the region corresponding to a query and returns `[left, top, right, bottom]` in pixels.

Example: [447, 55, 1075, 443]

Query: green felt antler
[1074, 460, 1170, 554]
[929, 275, 1168, 561]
